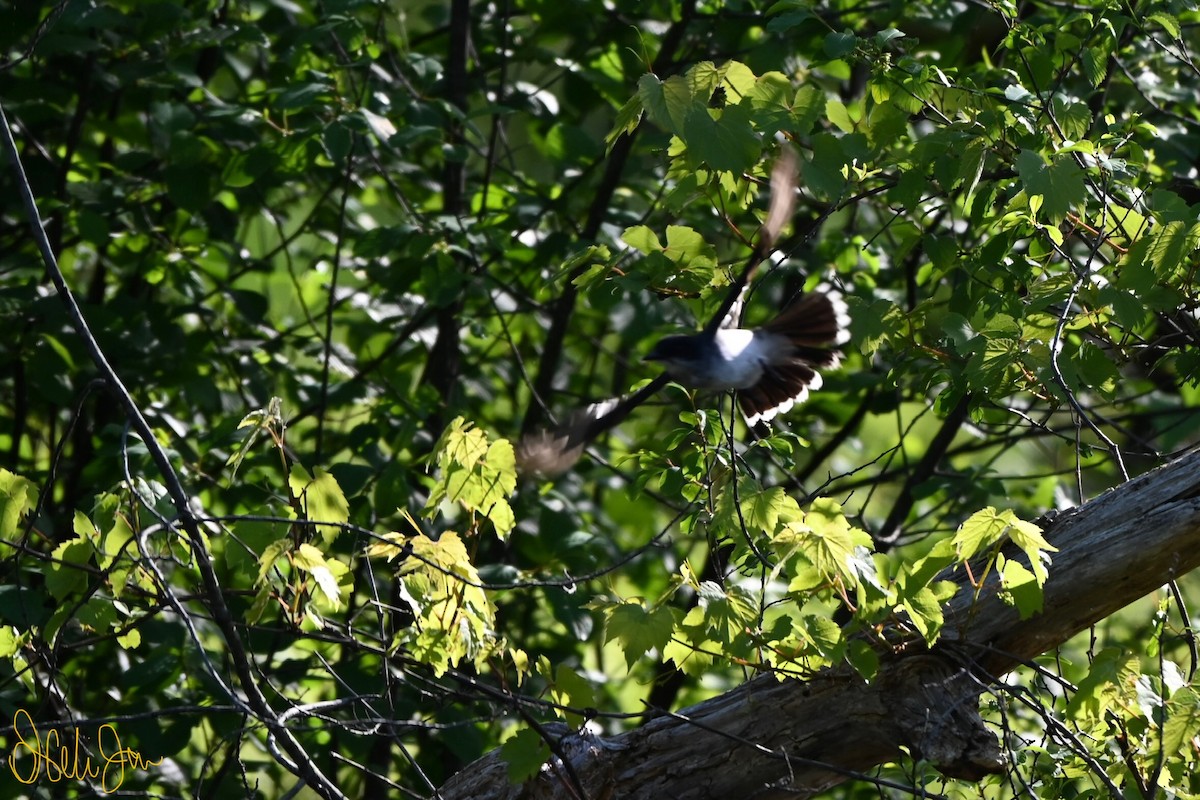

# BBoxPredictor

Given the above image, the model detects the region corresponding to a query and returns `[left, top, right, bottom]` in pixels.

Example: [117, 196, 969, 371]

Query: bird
[516, 148, 850, 476]
[643, 285, 849, 426]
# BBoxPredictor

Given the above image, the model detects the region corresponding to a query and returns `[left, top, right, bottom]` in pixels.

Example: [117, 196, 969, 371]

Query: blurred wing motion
[516, 376, 669, 477]
[705, 146, 797, 335]
[737, 287, 850, 426]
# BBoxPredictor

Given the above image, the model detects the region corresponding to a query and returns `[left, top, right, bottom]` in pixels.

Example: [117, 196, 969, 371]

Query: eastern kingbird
[517, 149, 850, 476]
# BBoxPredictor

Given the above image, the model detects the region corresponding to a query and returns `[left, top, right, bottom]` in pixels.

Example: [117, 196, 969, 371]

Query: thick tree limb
[440, 447, 1200, 799]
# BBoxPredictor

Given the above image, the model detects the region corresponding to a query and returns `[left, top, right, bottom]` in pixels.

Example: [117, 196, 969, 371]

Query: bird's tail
[738, 288, 850, 426]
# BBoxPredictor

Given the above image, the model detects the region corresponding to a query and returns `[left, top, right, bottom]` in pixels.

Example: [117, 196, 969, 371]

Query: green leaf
[1052, 97, 1092, 141]
[485, 498, 516, 538]
[500, 727, 550, 783]
[46, 538, 92, 601]
[607, 92, 644, 148]
[289, 466, 350, 545]
[716, 60, 757, 98]
[433, 433, 518, 538]
[1066, 648, 1133, 720]
[605, 601, 676, 670]
[746, 71, 794, 135]
[0, 469, 37, 544]
[906, 539, 958, 590]
[683, 61, 724, 103]
[782, 498, 872, 586]
[293, 543, 344, 608]
[867, 100, 909, 150]
[1005, 515, 1057, 586]
[900, 580, 956, 645]
[999, 556, 1043, 618]
[1142, 221, 1200, 282]
[637, 72, 694, 135]
[900, 587, 942, 643]
[690, 581, 758, 640]
[825, 99, 855, 133]
[1015, 149, 1085, 223]
[955, 507, 1056, 588]
[926, 235, 957, 270]
[435, 417, 490, 470]
[742, 486, 793, 536]
[1149, 12, 1180, 38]
[562, 244, 612, 277]
[1081, 44, 1110, 88]
[402, 532, 497, 674]
[798, 613, 844, 659]
[76, 597, 117, 632]
[791, 85, 825, 135]
[551, 664, 596, 725]
[804, 134, 849, 200]
[0, 625, 24, 658]
[483, 438, 518, 491]
[824, 31, 857, 59]
[228, 398, 285, 479]
[426, 419, 518, 536]
[885, 169, 924, 211]
[621, 225, 664, 255]
[663, 634, 716, 676]
[953, 506, 1012, 561]
[662, 225, 716, 269]
[1162, 688, 1200, 759]
[256, 538, 293, 586]
[322, 120, 352, 163]
[874, 28, 905, 46]
[275, 81, 332, 110]
[682, 102, 759, 173]
[409, 531, 476, 580]
[366, 531, 410, 561]
[846, 639, 880, 680]
[100, 514, 134, 574]
[957, 139, 987, 200]
[765, 7, 814, 33]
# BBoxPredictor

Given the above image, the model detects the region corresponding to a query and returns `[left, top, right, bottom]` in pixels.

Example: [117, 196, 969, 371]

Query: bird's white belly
[696, 329, 768, 389]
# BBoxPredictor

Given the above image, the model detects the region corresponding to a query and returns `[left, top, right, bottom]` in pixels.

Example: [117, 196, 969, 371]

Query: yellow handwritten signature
[7, 709, 162, 792]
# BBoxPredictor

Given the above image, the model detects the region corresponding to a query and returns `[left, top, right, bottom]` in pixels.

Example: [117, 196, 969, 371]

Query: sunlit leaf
[605, 601, 676, 670]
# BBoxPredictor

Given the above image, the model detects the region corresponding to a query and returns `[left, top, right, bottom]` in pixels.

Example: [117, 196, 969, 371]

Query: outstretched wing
[516, 375, 670, 477]
[704, 146, 797, 334]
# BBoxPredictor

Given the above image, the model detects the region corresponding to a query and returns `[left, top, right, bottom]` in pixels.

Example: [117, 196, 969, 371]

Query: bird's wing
[704, 146, 797, 334]
[717, 283, 749, 330]
[516, 375, 670, 477]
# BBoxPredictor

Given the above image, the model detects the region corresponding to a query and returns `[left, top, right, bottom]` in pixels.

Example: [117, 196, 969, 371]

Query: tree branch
[1, 101, 348, 800]
[440, 447, 1200, 799]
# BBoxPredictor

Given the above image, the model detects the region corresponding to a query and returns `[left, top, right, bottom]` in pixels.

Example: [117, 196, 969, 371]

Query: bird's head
[644, 334, 705, 367]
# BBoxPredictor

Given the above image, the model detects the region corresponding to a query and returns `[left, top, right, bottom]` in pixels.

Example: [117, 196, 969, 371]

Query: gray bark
[439, 447, 1200, 799]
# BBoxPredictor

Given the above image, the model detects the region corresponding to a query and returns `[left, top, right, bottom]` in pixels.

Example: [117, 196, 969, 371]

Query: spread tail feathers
[738, 288, 850, 426]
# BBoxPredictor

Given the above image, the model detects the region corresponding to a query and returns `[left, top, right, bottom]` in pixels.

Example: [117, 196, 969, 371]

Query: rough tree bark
[439, 446, 1200, 799]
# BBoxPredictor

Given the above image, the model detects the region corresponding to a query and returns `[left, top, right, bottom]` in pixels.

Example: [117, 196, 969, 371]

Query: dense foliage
[3, 0, 1200, 797]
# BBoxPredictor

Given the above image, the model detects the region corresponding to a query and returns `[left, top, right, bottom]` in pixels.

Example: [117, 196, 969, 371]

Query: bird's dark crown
[644, 333, 706, 363]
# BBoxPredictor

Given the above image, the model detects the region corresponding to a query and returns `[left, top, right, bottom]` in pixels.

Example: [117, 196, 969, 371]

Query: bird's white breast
[706, 328, 771, 389]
